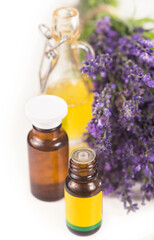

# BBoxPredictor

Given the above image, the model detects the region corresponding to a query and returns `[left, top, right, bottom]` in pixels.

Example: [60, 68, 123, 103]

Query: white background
[0, 0, 154, 240]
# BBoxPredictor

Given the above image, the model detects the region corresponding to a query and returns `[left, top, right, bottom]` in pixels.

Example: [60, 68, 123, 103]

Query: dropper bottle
[65, 148, 102, 235]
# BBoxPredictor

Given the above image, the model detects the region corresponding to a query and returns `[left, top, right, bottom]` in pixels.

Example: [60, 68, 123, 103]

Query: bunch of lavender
[81, 16, 154, 212]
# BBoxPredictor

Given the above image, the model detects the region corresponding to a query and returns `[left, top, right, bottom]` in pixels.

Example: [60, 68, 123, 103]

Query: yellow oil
[46, 79, 93, 141]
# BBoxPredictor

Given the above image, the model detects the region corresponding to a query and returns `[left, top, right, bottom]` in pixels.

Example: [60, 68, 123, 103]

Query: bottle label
[64, 189, 102, 232]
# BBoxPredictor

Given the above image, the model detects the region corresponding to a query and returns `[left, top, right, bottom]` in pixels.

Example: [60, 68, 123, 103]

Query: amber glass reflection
[27, 125, 68, 201]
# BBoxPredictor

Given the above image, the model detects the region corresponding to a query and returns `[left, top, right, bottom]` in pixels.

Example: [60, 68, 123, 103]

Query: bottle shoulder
[27, 127, 68, 151]
[65, 174, 102, 198]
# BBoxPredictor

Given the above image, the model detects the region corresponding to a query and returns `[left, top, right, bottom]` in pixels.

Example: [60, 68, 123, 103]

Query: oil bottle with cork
[39, 7, 95, 149]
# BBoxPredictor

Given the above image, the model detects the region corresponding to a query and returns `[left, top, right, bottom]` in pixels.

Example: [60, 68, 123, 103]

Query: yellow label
[64, 189, 102, 231]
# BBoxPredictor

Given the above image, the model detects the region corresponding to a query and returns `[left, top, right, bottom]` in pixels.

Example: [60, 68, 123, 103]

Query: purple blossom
[96, 16, 111, 34]
[142, 73, 154, 88]
[149, 154, 154, 163]
[143, 73, 151, 82]
[147, 80, 154, 88]
[81, 16, 154, 212]
[81, 54, 112, 80]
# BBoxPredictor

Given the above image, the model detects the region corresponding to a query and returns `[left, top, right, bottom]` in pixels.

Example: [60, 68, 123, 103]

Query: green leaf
[77, 0, 117, 16]
[135, 17, 154, 25]
[80, 21, 96, 41]
[143, 31, 154, 40]
[110, 17, 132, 35]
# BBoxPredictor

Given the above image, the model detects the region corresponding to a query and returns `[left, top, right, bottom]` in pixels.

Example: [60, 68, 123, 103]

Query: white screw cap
[25, 95, 68, 129]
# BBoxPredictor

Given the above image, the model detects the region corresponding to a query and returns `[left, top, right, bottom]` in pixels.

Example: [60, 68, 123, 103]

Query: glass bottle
[26, 95, 68, 201]
[39, 7, 94, 148]
[64, 148, 102, 236]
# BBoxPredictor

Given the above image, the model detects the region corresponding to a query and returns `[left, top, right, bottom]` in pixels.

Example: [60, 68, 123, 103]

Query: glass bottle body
[44, 42, 93, 146]
[27, 125, 68, 201]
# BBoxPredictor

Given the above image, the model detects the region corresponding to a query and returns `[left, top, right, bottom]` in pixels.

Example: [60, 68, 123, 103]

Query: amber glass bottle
[65, 148, 102, 236]
[26, 95, 68, 201]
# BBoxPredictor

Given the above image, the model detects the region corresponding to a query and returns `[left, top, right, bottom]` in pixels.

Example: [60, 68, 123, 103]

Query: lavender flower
[81, 54, 112, 80]
[81, 17, 154, 212]
[85, 83, 116, 153]
[95, 16, 111, 34]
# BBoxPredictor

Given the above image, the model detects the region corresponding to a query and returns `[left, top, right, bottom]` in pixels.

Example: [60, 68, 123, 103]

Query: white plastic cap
[25, 95, 68, 129]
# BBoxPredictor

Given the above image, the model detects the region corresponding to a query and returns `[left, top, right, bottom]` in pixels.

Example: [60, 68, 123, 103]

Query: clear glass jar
[40, 7, 94, 148]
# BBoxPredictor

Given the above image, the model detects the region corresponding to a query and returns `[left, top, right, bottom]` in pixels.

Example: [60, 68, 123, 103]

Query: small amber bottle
[26, 95, 69, 201]
[65, 148, 102, 236]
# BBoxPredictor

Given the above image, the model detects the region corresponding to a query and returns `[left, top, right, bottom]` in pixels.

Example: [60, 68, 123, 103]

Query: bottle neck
[32, 125, 61, 139]
[58, 42, 71, 61]
[57, 42, 80, 81]
[69, 159, 97, 180]
[51, 7, 80, 43]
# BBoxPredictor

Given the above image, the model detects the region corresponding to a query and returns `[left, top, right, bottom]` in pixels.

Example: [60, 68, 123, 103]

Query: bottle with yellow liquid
[39, 7, 94, 148]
